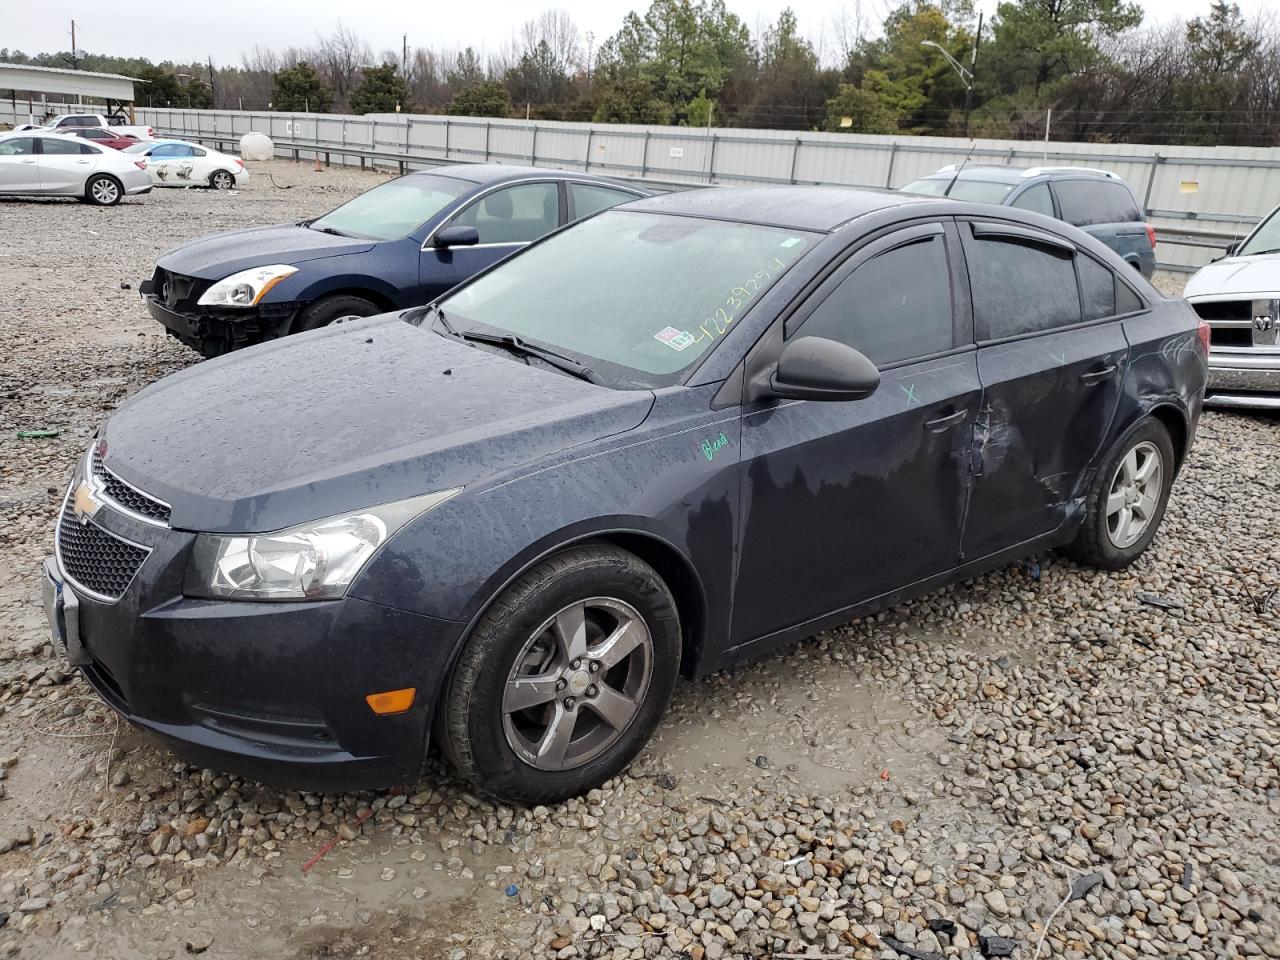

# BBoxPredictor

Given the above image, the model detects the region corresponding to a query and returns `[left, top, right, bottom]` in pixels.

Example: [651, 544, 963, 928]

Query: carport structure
[0, 62, 140, 125]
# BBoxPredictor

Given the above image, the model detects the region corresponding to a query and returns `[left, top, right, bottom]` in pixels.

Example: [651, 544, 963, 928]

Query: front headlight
[185, 488, 460, 601]
[197, 264, 299, 308]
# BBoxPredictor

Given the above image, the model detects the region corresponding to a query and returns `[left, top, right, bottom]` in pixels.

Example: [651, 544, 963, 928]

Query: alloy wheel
[502, 598, 653, 771]
[212, 171, 233, 189]
[91, 179, 119, 204]
[1105, 440, 1164, 549]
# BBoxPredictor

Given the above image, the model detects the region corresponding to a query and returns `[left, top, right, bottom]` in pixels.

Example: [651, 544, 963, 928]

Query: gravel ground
[0, 160, 1278, 960]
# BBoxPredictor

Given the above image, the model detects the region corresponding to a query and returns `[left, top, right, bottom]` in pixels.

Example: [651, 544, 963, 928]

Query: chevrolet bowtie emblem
[71, 481, 101, 525]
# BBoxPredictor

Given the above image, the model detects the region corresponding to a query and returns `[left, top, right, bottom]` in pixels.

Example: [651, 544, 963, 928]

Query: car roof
[623, 185, 929, 231]
[409, 163, 647, 191]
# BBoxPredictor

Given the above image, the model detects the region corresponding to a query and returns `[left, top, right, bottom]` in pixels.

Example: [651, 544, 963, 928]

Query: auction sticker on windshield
[655, 326, 697, 351]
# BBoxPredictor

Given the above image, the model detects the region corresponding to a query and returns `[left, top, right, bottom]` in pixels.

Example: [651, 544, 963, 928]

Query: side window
[968, 234, 1082, 339]
[0, 137, 37, 156]
[797, 234, 954, 366]
[570, 183, 638, 222]
[1053, 180, 1112, 227]
[151, 144, 193, 158]
[192, 147, 207, 157]
[77, 142, 98, 155]
[40, 137, 82, 156]
[451, 182, 559, 245]
[1078, 254, 1116, 320]
[1102, 181, 1142, 222]
[1116, 280, 1144, 314]
[1010, 182, 1055, 218]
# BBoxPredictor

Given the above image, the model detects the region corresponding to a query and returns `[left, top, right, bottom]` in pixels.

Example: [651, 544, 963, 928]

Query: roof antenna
[944, 142, 978, 197]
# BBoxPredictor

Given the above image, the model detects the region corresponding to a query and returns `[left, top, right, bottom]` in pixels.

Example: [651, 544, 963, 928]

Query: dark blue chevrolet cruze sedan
[139, 163, 648, 357]
[48, 187, 1207, 803]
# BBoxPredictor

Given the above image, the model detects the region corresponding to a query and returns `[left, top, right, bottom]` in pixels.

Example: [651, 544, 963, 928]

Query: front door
[420, 181, 563, 302]
[732, 221, 981, 647]
[959, 221, 1129, 559]
[0, 136, 40, 191]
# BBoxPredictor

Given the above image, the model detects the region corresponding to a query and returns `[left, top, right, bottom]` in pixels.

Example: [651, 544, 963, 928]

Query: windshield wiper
[1240, 247, 1280, 257]
[311, 224, 350, 237]
[457, 328, 601, 384]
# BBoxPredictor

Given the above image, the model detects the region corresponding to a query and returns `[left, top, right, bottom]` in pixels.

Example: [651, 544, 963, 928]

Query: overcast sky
[5, 0, 1273, 66]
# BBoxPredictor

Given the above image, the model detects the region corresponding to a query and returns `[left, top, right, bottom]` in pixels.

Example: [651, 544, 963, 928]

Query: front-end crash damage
[139, 266, 303, 357]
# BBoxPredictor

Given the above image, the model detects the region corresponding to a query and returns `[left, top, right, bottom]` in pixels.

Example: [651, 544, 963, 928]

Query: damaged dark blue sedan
[44, 187, 1208, 803]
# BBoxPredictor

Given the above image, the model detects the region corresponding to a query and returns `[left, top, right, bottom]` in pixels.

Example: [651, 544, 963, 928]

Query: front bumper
[42, 484, 465, 791]
[139, 278, 300, 358]
[1206, 350, 1280, 410]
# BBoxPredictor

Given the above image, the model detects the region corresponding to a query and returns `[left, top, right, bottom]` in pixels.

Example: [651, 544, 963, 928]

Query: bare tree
[315, 22, 373, 108]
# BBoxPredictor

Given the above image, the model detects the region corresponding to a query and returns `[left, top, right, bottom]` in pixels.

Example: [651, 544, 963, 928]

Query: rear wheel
[291, 294, 379, 334]
[210, 170, 235, 190]
[85, 174, 122, 206]
[438, 546, 681, 804]
[1063, 418, 1175, 570]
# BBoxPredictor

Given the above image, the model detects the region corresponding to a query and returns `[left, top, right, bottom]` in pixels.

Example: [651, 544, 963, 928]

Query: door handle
[21, 159, 36, 164]
[924, 408, 968, 433]
[1079, 363, 1118, 385]
[76, 159, 91, 164]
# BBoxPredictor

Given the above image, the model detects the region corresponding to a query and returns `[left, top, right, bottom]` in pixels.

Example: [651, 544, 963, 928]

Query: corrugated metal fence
[8, 102, 1279, 272]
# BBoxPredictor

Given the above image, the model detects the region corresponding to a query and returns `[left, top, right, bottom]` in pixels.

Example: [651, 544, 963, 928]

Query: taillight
[234, 157, 244, 170]
[134, 160, 147, 171]
[1196, 320, 1211, 356]
[1146, 224, 1157, 249]
[147, 127, 154, 138]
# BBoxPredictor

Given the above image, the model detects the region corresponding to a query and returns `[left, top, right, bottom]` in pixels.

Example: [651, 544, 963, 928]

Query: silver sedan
[0, 131, 152, 205]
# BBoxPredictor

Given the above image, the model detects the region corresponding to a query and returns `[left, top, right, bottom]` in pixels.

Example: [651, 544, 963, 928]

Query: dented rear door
[959, 220, 1128, 560]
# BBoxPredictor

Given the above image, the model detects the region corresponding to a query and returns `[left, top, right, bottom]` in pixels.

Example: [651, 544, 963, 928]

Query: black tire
[85, 174, 122, 206]
[1062, 417, 1176, 570]
[290, 294, 379, 334]
[438, 546, 681, 805]
[210, 170, 235, 190]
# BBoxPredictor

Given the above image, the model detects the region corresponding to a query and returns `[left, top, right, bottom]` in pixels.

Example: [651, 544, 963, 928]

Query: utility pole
[963, 11, 983, 139]
[208, 56, 217, 107]
[402, 34, 408, 78]
[68, 19, 80, 70]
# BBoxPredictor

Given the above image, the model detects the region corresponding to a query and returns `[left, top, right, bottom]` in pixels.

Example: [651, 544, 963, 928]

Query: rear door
[0, 136, 40, 192]
[959, 220, 1129, 559]
[1053, 178, 1152, 275]
[420, 180, 564, 302]
[36, 136, 98, 192]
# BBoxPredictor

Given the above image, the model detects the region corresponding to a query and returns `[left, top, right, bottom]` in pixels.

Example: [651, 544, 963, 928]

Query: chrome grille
[56, 501, 149, 601]
[91, 448, 170, 525]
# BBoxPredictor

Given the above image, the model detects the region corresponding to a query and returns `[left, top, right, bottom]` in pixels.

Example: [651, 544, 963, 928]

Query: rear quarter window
[1055, 179, 1142, 226]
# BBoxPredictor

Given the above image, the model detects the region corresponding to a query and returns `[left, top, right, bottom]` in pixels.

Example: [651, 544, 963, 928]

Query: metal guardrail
[163, 127, 1243, 275]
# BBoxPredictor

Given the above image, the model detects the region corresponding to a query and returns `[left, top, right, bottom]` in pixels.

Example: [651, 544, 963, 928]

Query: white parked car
[123, 139, 249, 190]
[0, 131, 152, 205]
[1183, 207, 1280, 410]
[43, 112, 154, 141]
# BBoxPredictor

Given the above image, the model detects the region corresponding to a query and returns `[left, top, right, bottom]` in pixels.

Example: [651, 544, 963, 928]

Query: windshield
[310, 174, 470, 240]
[901, 177, 1016, 204]
[431, 210, 814, 389]
[1237, 207, 1280, 256]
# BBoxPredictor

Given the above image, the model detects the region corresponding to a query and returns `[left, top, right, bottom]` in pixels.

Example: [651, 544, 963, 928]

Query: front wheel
[85, 174, 122, 206]
[290, 294, 379, 335]
[1063, 418, 1176, 570]
[210, 170, 235, 190]
[438, 546, 681, 804]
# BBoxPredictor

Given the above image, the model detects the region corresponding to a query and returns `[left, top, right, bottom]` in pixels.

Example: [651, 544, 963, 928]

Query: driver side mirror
[769, 336, 880, 402]
[434, 225, 480, 248]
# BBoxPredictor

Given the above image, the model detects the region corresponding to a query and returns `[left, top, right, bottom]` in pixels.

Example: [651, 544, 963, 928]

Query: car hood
[155, 223, 377, 279]
[100, 315, 655, 532]
[1184, 254, 1280, 299]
